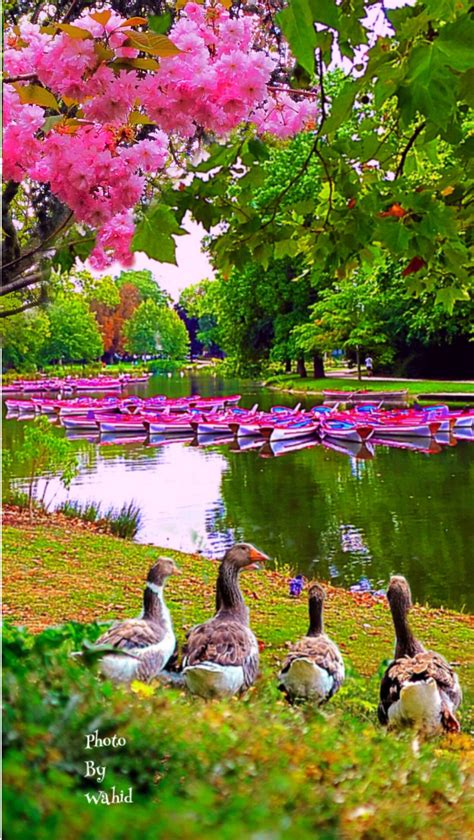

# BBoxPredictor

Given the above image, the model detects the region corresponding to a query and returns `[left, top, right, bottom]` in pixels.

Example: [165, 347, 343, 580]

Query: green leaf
[110, 57, 160, 71]
[13, 83, 60, 112]
[55, 23, 93, 39]
[324, 84, 358, 135]
[148, 13, 172, 34]
[132, 204, 186, 264]
[276, 0, 317, 75]
[247, 138, 270, 162]
[435, 286, 470, 313]
[434, 16, 474, 72]
[42, 115, 64, 134]
[122, 31, 181, 56]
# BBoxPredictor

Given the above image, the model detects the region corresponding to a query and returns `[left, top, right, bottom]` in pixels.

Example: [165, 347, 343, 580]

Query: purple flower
[289, 574, 304, 597]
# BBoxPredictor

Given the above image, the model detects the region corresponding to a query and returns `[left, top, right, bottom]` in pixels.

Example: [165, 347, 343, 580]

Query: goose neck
[307, 596, 324, 637]
[390, 598, 421, 658]
[216, 562, 247, 622]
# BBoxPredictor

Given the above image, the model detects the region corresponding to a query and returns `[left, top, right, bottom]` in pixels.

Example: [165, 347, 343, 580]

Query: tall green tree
[1, 304, 51, 371]
[41, 296, 103, 364]
[124, 300, 189, 359]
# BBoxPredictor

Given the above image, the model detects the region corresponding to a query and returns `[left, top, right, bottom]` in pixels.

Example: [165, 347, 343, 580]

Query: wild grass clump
[57, 500, 102, 523]
[4, 489, 31, 509]
[103, 501, 142, 539]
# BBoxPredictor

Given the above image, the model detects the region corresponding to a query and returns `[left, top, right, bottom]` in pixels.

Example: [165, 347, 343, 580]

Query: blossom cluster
[4, 3, 317, 267]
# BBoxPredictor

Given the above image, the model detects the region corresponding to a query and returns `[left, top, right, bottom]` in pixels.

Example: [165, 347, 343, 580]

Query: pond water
[3, 373, 473, 611]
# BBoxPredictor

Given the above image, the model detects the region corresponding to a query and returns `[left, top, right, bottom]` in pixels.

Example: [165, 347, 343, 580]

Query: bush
[147, 359, 186, 374]
[103, 501, 142, 539]
[57, 500, 102, 523]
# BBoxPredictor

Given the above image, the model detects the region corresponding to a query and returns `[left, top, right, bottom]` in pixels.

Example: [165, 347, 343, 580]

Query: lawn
[3, 521, 474, 839]
[265, 375, 474, 399]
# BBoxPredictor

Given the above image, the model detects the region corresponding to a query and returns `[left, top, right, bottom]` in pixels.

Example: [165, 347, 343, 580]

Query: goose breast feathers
[183, 616, 259, 689]
[378, 650, 462, 728]
[280, 634, 344, 697]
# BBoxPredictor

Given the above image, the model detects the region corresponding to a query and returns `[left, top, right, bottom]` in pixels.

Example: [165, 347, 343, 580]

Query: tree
[293, 275, 393, 380]
[2, 3, 313, 313]
[42, 295, 103, 363]
[15, 415, 79, 515]
[1, 304, 51, 371]
[123, 299, 189, 358]
[116, 270, 170, 307]
[164, 1, 473, 309]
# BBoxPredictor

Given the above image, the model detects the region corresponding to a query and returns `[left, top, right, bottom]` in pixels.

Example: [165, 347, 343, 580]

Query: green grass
[3, 523, 474, 839]
[265, 375, 474, 398]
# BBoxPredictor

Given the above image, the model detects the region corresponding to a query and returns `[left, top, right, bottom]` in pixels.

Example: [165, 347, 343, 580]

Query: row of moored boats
[5, 392, 474, 442]
[2, 373, 151, 394]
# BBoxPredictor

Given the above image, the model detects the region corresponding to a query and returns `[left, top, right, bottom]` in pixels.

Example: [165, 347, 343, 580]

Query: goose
[378, 576, 462, 734]
[95, 557, 180, 684]
[277, 583, 344, 703]
[182, 543, 268, 698]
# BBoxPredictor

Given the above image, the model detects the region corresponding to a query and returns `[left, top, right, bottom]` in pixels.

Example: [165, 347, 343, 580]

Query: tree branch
[3, 73, 38, 84]
[0, 272, 48, 297]
[0, 296, 45, 318]
[395, 122, 426, 178]
[2, 181, 21, 266]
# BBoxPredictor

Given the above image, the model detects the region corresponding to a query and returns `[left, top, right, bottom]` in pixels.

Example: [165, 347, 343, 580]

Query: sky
[89, 217, 215, 302]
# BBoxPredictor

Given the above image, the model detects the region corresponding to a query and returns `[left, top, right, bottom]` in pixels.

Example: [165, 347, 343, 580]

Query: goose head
[147, 557, 181, 588]
[222, 542, 269, 571]
[307, 583, 325, 636]
[387, 575, 412, 615]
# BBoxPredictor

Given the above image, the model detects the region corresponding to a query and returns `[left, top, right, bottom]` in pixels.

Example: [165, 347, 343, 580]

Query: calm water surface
[4, 373, 473, 611]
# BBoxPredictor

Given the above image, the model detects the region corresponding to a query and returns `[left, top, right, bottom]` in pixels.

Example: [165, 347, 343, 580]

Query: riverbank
[3, 520, 473, 838]
[265, 375, 474, 401]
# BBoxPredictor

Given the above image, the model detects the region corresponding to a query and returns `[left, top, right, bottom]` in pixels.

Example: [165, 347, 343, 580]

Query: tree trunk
[285, 359, 292, 373]
[296, 357, 307, 378]
[312, 354, 325, 378]
[356, 345, 361, 381]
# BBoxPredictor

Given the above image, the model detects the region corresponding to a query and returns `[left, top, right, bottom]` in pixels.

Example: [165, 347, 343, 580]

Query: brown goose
[278, 583, 344, 703]
[182, 543, 268, 698]
[96, 557, 180, 684]
[378, 576, 462, 734]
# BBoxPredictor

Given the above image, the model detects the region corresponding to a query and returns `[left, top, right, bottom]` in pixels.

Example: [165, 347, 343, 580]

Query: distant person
[365, 356, 373, 376]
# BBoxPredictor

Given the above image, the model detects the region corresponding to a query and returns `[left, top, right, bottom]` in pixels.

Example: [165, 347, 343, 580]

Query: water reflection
[3, 373, 473, 610]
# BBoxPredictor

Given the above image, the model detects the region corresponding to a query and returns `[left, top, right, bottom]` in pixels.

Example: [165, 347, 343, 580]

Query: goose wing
[184, 618, 259, 688]
[280, 635, 344, 697]
[378, 651, 461, 725]
[97, 619, 165, 651]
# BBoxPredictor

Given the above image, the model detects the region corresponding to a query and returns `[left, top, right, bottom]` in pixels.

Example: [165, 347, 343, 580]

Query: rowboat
[323, 389, 408, 405]
[145, 415, 196, 435]
[259, 418, 319, 442]
[370, 420, 441, 438]
[61, 412, 99, 431]
[320, 420, 374, 443]
[96, 414, 147, 433]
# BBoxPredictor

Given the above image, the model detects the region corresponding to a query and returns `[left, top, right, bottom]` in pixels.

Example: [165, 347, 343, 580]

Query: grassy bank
[3, 522, 474, 839]
[265, 375, 474, 399]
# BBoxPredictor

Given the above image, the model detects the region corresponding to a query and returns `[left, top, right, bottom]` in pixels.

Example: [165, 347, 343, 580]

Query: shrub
[14, 416, 80, 515]
[103, 501, 142, 539]
[57, 500, 102, 523]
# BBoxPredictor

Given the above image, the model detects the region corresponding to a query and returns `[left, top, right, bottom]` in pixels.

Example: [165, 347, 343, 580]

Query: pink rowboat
[61, 413, 99, 431]
[144, 416, 196, 435]
[370, 420, 441, 438]
[96, 414, 147, 433]
[259, 418, 319, 442]
[320, 420, 374, 443]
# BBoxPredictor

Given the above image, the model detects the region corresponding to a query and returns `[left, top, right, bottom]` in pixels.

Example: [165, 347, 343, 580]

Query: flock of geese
[90, 543, 462, 736]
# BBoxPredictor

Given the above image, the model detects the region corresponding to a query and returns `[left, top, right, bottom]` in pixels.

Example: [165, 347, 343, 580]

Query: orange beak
[245, 547, 270, 570]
